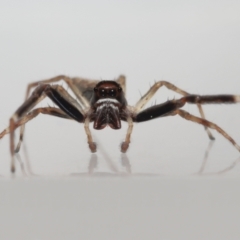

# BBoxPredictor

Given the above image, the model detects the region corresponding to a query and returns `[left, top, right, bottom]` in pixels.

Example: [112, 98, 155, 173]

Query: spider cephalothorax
[90, 81, 128, 130]
[1, 74, 240, 172]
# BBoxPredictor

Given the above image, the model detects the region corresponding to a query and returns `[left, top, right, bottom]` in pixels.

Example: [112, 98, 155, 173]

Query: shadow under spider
[71, 143, 132, 177]
[14, 135, 132, 176]
[75, 152, 131, 176]
[196, 141, 240, 175]
[13, 138, 240, 176]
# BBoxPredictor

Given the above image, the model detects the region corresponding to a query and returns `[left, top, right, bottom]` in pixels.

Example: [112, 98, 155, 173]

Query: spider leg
[25, 75, 89, 109]
[1, 84, 86, 172]
[116, 75, 126, 95]
[84, 116, 97, 153]
[0, 107, 70, 151]
[14, 107, 72, 153]
[134, 94, 240, 121]
[135, 81, 188, 111]
[19, 75, 89, 151]
[133, 94, 240, 152]
[135, 80, 215, 139]
[121, 117, 133, 153]
[196, 104, 215, 140]
[15, 108, 96, 160]
[174, 109, 240, 152]
[16, 83, 83, 151]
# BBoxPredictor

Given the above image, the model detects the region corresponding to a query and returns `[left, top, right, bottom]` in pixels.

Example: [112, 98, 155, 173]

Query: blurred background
[0, 0, 240, 239]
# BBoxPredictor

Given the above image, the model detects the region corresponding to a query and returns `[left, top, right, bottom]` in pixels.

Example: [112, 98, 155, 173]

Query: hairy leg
[1, 84, 85, 172]
[135, 81, 215, 139]
[133, 94, 240, 152]
[14, 107, 71, 153]
[174, 109, 240, 152]
[121, 117, 134, 153]
[84, 117, 96, 153]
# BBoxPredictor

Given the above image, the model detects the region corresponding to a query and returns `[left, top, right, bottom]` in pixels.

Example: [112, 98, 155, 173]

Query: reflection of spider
[1, 75, 240, 172]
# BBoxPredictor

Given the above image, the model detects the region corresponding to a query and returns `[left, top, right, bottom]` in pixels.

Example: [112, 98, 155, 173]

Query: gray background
[0, 0, 240, 239]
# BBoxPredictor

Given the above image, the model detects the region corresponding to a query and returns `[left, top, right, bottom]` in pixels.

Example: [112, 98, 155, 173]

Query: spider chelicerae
[0, 75, 240, 172]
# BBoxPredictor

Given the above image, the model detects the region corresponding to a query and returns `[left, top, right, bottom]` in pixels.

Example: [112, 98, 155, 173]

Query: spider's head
[93, 81, 123, 100]
[90, 81, 127, 130]
[91, 80, 127, 107]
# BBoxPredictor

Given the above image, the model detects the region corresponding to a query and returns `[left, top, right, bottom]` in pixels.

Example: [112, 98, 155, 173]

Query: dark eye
[94, 87, 98, 92]
[110, 89, 116, 97]
[118, 87, 122, 92]
[101, 89, 105, 96]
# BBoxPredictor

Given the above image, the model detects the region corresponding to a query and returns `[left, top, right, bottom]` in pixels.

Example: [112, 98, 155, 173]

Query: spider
[0, 75, 240, 172]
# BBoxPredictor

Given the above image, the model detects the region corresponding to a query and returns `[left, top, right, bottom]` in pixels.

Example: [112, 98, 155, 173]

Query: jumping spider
[1, 75, 240, 172]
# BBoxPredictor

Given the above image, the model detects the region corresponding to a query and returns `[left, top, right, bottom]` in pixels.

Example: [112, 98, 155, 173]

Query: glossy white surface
[1, 177, 240, 240]
[0, 0, 240, 239]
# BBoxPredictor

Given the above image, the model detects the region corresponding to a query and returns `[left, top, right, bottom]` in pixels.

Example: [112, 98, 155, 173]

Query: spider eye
[118, 87, 122, 92]
[100, 89, 105, 97]
[110, 89, 116, 97]
[94, 87, 98, 92]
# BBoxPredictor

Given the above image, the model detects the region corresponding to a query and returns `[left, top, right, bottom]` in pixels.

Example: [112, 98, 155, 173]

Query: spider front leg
[15, 83, 83, 152]
[0, 84, 86, 172]
[135, 80, 215, 140]
[16, 75, 87, 152]
[84, 117, 97, 153]
[121, 117, 134, 153]
[133, 94, 240, 152]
